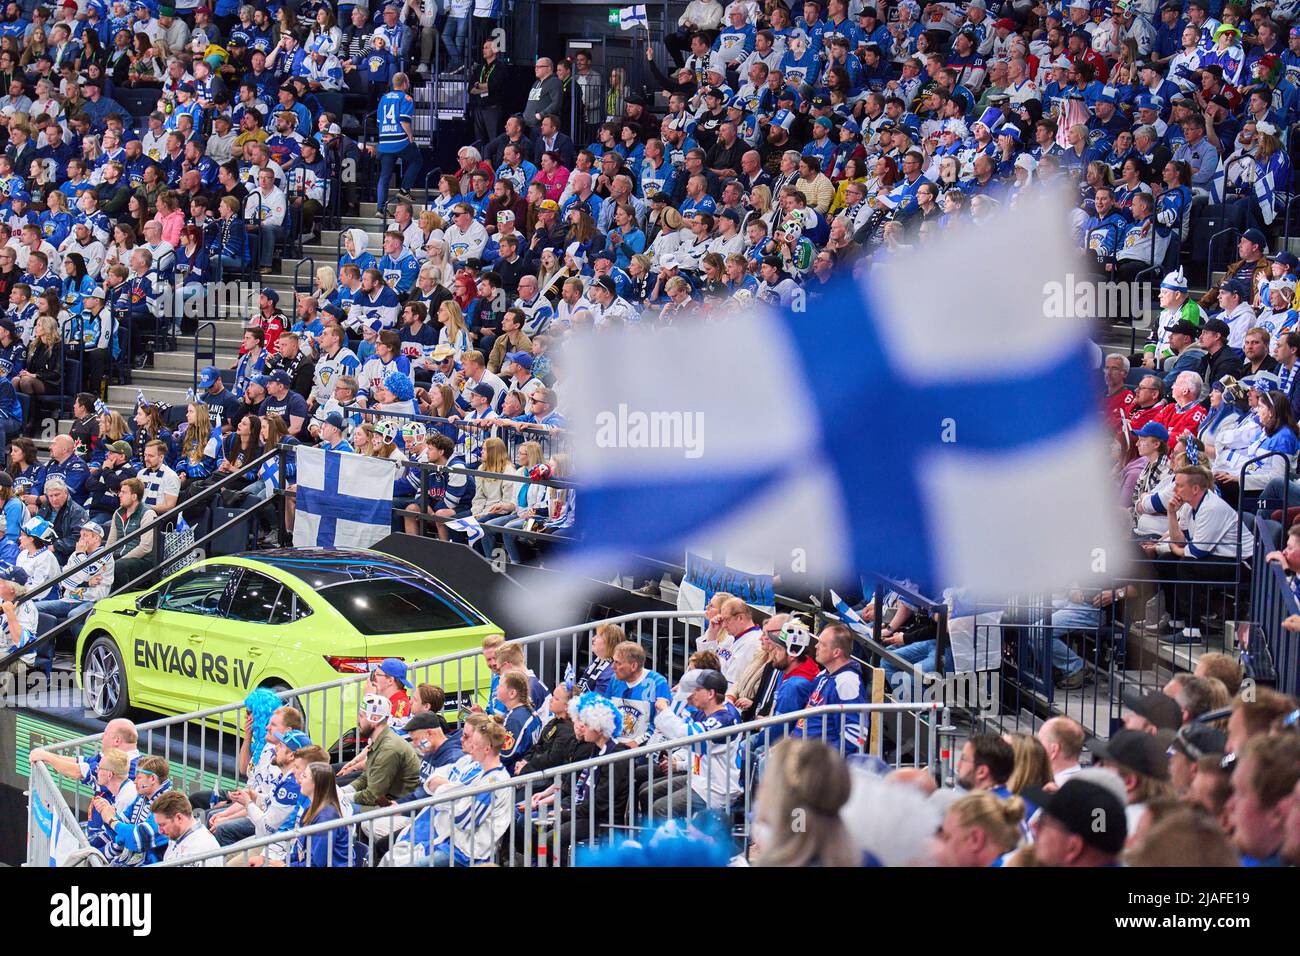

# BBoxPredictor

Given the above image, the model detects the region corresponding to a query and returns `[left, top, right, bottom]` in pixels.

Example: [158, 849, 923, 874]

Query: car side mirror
[135, 592, 158, 613]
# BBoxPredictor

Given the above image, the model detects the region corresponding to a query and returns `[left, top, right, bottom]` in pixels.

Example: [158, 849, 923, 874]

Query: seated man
[32, 520, 114, 638]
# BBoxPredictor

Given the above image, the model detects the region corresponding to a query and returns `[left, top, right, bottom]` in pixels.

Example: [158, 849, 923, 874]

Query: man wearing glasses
[444, 202, 488, 268]
[0, 247, 19, 301]
[1123, 374, 1169, 434]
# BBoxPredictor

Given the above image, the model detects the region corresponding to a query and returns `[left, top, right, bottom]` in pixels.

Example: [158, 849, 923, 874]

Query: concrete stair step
[107, 383, 192, 406]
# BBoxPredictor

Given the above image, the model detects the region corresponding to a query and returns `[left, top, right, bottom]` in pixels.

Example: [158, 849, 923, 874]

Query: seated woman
[1228, 389, 1300, 510]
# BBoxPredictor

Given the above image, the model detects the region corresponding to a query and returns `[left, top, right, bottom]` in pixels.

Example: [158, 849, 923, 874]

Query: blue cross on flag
[619, 4, 648, 29]
[560, 192, 1126, 599]
[293, 446, 398, 549]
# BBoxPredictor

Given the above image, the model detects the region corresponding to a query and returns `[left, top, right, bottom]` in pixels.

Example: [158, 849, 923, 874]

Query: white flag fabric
[293, 446, 398, 550]
[560, 191, 1128, 602]
[619, 4, 647, 29]
[446, 514, 484, 544]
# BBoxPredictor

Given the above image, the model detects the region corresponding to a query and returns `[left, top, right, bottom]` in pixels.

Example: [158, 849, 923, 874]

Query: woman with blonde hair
[468, 436, 520, 520]
[312, 265, 338, 305]
[436, 299, 471, 356]
[414, 209, 445, 259]
[753, 738, 857, 867]
[177, 402, 220, 487]
[744, 184, 772, 231]
[477, 440, 547, 560]
[97, 409, 131, 447]
[934, 791, 1026, 867]
[421, 241, 455, 289]
[536, 247, 564, 302]
[16, 315, 61, 397]
[1004, 732, 1053, 795]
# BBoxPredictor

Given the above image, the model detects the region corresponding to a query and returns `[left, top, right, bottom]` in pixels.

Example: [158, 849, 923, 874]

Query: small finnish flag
[829, 590, 870, 637]
[446, 514, 484, 544]
[619, 4, 647, 29]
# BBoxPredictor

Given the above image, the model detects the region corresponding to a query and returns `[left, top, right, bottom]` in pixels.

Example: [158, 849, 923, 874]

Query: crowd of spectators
[23, 617, 1300, 867]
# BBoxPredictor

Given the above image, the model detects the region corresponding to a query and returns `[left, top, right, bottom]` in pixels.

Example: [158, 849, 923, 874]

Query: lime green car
[75, 548, 500, 748]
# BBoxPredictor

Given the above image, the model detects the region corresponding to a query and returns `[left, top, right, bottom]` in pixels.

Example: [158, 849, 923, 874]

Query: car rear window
[316, 577, 485, 635]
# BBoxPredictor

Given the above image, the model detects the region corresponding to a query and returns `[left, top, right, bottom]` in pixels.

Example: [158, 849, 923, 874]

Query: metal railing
[0, 446, 281, 674]
[25, 610, 709, 864]
[27, 761, 92, 867]
[149, 701, 942, 868]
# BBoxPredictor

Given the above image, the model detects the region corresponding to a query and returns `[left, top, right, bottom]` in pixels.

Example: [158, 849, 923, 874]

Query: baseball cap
[321, 411, 346, 431]
[696, 669, 728, 695]
[1275, 250, 1299, 269]
[1091, 728, 1173, 780]
[107, 440, 134, 457]
[471, 382, 494, 399]
[1122, 689, 1182, 730]
[1164, 318, 1198, 337]
[592, 275, 617, 295]
[376, 657, 411, 689]
[1242, 227, 1268, 249]
[1170, 723, 1227, 761]
[268, 370, 292, 387]
[403, 711, 447, 733]
[505, 350, 534, 371]
[249, 374, 271, 390]
[1219, 277, 1250, 298]
[761, 254, 784, 269]
[197, 365, 220, 388]
[1133, 421, 1169, 442]
[593, 249, 614, 263]
[178, 81, 196, 94]
[260, 287, 279, 303]
[273, 729, 313, 750]
[0, 561, 25, 586]
[1201, 317, 1231, 338]
[79, 520, 105, 537]
[1022, 778, 1128, 854]
[360, 692, 392, 720]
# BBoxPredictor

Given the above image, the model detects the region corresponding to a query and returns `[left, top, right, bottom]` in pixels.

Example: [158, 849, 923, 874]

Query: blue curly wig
[244, 687, 282, 771]
[383, 370, 415, 402]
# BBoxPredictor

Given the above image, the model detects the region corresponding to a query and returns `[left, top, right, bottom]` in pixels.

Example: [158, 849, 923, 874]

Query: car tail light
[325, 656, 389, 674]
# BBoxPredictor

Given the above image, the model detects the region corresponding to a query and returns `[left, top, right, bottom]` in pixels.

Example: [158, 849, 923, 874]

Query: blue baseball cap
[197, 365, 220, 388]
[505, 350, 534, 371]
[260, 287, 279, 304]
[376, 657, 411, 688]
[273, 729, 313, 750]
[250, 374, 270, 389]
[1136, 93, 1163, 111]
[267, 370, 292, 387]
[1133, 422, 1169, 442]
[321, 411, 346, 431]
[1275, 250, 1300, 269]
[0, 561, 27, 585]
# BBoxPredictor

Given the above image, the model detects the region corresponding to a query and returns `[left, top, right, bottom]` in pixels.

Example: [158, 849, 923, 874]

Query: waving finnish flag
[293, 446, 398, 549]
[561, 193, 1126, 599]
[1253, 166, 1277, 226]
[619, 4, 647, 29]
[829, 590, 870, 637]
[446, 514, 484, 544]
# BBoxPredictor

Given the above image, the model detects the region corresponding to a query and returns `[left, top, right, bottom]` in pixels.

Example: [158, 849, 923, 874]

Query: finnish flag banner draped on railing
[294, 447, 397, 549]
[560, 192, 1127, 599]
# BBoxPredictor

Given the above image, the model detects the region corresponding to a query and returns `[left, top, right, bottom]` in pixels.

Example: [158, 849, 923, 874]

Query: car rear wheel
[83, 636, 130, 721]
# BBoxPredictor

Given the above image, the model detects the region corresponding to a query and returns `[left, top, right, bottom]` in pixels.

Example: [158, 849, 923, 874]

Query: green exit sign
[609, 7, 620, 24]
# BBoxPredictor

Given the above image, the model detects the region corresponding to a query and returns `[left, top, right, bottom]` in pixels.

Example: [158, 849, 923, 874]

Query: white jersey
[162, 823, 223, 866]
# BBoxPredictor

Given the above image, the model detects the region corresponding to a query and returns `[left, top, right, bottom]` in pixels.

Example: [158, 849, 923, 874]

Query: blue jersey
[605, 668, 672, 745]
[377, 90, 415, 153]
[793, 660, 867, 751]
[500, 704, 542, 773]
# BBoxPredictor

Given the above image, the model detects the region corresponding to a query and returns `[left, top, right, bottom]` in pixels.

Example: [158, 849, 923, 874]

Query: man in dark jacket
[37, 476, 90, 565]
[1198, 318, 1247, 387]
[81, 440, 137, 528]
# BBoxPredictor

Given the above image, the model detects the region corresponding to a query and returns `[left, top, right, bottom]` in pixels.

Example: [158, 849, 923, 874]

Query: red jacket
[1156, 400, 1208, 442]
